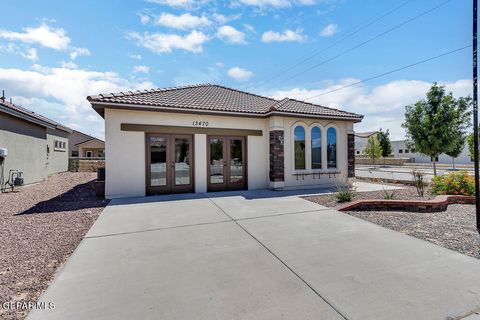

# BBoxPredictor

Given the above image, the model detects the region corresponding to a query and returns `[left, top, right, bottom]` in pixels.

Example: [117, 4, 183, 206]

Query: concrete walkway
[28, 189, 480, 320]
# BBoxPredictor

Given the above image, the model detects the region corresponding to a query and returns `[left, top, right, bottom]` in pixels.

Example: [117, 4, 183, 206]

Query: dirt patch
[0, 172, 108, 320]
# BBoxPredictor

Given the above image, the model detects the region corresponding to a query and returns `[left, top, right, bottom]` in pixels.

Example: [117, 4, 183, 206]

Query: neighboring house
[76, 137, 105, 157]
[88, 84, 363, 199]
[0, 97, 72, 185]
[68, 130, 105, 157]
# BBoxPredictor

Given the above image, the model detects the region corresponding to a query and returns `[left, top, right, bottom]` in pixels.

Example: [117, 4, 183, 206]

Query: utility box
[0, 148, 7, 157]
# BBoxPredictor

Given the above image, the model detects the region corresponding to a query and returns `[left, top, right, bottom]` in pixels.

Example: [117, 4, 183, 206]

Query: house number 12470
[192, 120, 209, 127]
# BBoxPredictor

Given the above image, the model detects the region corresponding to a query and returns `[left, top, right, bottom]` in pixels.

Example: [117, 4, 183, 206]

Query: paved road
[28, 189, 480, 320]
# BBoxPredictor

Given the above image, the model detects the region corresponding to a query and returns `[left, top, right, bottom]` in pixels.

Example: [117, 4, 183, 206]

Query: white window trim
[291, 122, 340, 174]
[292, 123, 308, 173]
[325, 125, 338, 170]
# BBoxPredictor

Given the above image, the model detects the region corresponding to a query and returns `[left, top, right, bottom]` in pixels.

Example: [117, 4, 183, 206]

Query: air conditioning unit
[0, 148, 7, 157]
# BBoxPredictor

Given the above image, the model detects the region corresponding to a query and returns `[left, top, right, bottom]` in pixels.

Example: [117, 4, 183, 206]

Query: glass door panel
[174, 138, 191, 186]
[209, 138, 224, 184]
[150, 136, 167, 187]
[230, 139, 243, 183]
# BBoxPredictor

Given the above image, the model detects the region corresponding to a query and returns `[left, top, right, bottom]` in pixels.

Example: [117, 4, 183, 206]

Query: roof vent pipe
[1, 90, 4, 102]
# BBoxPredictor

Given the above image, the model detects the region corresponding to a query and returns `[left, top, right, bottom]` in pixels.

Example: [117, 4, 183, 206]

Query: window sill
[54, 148, 66, 152]
[291, 169, 341, 180]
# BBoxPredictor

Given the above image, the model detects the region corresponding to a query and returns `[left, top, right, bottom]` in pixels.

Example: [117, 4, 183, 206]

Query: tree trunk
[384, 156, 386, 167]
[452, 157, 455, 170]
[433, 158, 437, 176]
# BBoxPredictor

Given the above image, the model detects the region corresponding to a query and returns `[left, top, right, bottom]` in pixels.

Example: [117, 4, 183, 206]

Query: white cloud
[133, 65, 150, 73]
[139, 14, 151, 25]
[0, 65, 153, 138]
[70, 47, 91, 60]
[0, 23, 70, 50]
[216, 25, 246, 44]
[270, 79, 472, 140]
[146, 0, 208, 9]
[238, 0, 291, 7]
[227, 66, 253, 82]
[60, 61, 78, 69]
[212, 13, 242, 24]
[261, 29, 305, 42]
[127, 30, 208, 53]
[21, 48, 38, 61]
[128, 53, 142, 60]
[236, 0, 315, 7]
[319, 23, 338, 37]
[155, 12, 211, 30]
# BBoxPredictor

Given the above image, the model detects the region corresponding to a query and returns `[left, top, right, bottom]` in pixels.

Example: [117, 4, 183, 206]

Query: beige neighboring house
[87, 84, 363, 199]
[75, 137, 105, 158]
[68, 130, 104, 157]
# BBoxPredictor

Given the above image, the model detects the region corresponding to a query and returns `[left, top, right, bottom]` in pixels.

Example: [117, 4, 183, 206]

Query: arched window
[311, 127, 321, 169]
[327, 127, 337, 168]
[294, 126, 306, 170]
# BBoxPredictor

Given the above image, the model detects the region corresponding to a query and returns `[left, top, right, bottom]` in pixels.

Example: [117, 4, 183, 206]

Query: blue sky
[0, 0, 473, 139]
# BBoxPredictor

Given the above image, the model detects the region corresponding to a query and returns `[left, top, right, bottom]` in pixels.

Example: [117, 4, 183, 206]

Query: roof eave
[90, 101, 363, 122]
[0, 104, 56, 129]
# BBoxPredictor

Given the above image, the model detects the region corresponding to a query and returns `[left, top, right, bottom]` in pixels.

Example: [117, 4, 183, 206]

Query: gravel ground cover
[305, 186, 480, 259]
[305, 185, 435, 210]
[347, 205, 480, 259]
[0, 172, 108, 320]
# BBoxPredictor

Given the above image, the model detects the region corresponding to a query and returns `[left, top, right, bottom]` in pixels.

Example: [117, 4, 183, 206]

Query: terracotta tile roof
[87, 84, 363, 121]
[0, 99, 72, 132]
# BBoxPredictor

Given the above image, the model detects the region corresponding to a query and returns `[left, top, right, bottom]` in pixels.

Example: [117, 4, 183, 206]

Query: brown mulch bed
[304, 185, 480, 259]
[0, 172, 108, 320]
[305, 185, 435, 210]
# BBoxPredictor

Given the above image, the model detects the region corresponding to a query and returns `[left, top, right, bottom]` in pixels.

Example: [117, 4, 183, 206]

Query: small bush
[336, 185, 356, 203]
[431, 171, 474, 196]
[411, 169, 427, 197]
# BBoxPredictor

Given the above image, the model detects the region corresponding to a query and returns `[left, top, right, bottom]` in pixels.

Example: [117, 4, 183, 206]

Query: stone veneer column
[269, 130, 284, 187]
[347, 133, 355, 177]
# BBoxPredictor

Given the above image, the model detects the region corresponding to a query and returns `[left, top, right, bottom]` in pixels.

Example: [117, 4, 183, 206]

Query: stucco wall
[0, 112, 48, 185]
[105, 108, 270, 198]
[281, 117, 352, 189]
[46, 128, 69, 175]
[104, 108, 354, 198]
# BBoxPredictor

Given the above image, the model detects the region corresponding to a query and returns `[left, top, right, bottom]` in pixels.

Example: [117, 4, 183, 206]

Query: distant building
[68, 130, 104, 157]
[355, 132, 472, 165]
[0, 97, 72, 185]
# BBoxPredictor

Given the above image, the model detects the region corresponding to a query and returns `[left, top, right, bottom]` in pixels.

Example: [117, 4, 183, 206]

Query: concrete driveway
[28, 190, 480, 320]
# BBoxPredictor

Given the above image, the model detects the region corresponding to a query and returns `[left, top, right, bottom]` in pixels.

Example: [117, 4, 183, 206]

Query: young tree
[377, 129, 392, 167]
[402, 83, 472, 175]
[445, 137, 465, 170]
[364, 135, 383, 169]
[468, 132, 479, 161]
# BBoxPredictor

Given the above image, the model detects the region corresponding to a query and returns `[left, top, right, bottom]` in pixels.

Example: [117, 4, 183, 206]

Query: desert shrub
[411, 169, 427, 197]
[431, 171, 474, 196]
[336, 185, 356, 203]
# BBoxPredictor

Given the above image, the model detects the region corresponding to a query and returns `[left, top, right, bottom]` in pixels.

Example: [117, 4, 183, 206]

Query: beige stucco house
[88, 84, 363, 199]
[0, 97, 71, 185]
[75, 137, 105, 158]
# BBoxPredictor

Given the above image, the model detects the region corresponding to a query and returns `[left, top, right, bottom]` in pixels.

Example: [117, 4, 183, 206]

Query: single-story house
[0, 96, 72, 185]
[75, 137, 105, 158]
[88, 84, 363, 199]
[68, 130, 105, 157]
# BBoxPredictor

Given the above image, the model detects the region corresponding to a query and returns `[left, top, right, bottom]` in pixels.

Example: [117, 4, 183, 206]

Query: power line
[279, 0, 453, 83]
[302, 45, 471, 101]
[257, 0, 412, 84]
